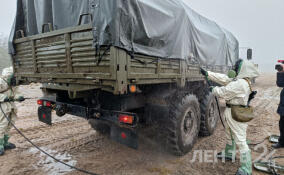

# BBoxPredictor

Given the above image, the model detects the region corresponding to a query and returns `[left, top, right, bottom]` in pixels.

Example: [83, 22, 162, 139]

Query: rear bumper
[55, 101, 139, 127]
[38, 100, 139, 149]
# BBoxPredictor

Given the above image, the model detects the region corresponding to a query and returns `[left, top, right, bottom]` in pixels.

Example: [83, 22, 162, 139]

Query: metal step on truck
[9, 0, 241, 156]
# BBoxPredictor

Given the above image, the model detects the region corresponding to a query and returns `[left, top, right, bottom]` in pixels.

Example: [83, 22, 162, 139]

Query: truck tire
[165, 94, 201, 156]
[88, 119, 110, 134]
[199, 92, 219, 136]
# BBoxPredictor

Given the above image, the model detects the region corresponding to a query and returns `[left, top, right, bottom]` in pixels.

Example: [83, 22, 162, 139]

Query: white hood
[237, 60, 260, 79]
[2, 67, 13, 78]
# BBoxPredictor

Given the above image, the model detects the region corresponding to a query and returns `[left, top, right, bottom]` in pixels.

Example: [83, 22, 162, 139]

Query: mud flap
[269, 135, 280, 143]
[110, 125, 138, 149]
[38, 106, 52, 125]
[254, 161, 284, 174]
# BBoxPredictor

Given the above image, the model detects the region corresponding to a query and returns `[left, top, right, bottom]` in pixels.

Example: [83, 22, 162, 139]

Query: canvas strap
[243, 78, 252, 93]
[243, 78, 253, 107]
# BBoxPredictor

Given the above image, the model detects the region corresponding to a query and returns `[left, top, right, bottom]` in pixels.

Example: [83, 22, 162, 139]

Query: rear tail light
[37, 99, 52, 108]
[119, 114, 134, 124]
[37, 100, 43, 105]
[45, 101, 52, 107]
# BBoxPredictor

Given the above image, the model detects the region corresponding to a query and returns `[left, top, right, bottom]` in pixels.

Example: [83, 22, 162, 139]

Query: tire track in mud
[15, 122, 91, 148]
[48, 132, 104, 152]
[11, 117, 85, 135]
[13, 119, 97, 150]
[10, 106, 100, 153]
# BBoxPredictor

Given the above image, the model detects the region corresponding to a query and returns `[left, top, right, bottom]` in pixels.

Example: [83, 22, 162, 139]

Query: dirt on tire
[199, 92, 219, 136]
[159, 94, 201, 156]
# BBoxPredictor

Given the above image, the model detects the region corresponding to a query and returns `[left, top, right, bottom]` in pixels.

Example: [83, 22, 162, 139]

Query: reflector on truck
[110, 125, 138, 149]
[38, 106, 52, 125]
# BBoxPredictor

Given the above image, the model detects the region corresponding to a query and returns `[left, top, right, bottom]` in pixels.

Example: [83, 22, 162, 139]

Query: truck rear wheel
[165, 94, 200, 156]
[199, 92, 219, 136]
[88, 119, 110, 134]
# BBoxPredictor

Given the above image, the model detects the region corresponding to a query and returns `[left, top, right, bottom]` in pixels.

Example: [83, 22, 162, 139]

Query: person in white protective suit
[200, 59, 260, 175]
[0, 67, 25, 156]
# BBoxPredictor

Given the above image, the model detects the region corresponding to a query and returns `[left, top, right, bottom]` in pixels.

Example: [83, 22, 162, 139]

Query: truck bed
[13, 24, 223, 95]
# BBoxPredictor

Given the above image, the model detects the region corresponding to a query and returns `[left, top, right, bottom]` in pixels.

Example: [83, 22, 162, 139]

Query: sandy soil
[0, 73, 283, 175]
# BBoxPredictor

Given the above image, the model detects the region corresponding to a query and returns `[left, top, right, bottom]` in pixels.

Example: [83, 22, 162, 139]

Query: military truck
[9, 0, 240, 156]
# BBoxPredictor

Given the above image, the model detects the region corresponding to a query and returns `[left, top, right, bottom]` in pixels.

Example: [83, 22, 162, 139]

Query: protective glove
[209, 86, 215, 92]
[15, 96, 25, 102]
[7, 75, 16, 87]
[200, 68, 208, 77]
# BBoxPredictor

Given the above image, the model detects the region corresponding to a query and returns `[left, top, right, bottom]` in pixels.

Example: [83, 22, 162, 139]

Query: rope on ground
[0, 104, 99, 175]
[248, 136, 270, 146]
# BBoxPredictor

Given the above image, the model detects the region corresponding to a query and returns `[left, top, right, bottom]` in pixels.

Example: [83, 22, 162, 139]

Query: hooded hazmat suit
[0, 67, 22, 155]
[207, 60, 260, 175]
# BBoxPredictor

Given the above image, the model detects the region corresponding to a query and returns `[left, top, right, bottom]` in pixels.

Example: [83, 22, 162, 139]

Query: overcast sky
[0, 0, 283, 72]
[187, 0, 284, 72]
[0, 1, 16, 36]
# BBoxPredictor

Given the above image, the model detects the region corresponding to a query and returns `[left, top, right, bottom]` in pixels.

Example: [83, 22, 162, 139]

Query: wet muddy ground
[0, 73, 283, 175]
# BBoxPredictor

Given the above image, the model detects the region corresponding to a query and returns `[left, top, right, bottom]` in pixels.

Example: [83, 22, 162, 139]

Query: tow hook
[55, 104, 67, 117]
[94, 113, 101, 118]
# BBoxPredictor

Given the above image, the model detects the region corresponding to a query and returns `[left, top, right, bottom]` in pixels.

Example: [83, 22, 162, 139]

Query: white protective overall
[208, 60, 260, 153]
[0, 67, 20, 139]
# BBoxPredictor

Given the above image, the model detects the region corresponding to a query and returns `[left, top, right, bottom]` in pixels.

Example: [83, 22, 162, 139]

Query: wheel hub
[184, 114, 193, 133]
[181, 109, 196, 146]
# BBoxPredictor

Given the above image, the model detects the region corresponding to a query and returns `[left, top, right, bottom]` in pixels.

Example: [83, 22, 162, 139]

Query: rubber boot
[217, 141, 236, 161]
[272, 142, 284, 149]
[0, 137, 5, 156]
[235, 151, 252, 175]
[4, 135, 16, 150]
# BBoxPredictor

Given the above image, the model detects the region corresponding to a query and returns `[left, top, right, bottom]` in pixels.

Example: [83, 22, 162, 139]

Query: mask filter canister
[228, 70, 237, 78]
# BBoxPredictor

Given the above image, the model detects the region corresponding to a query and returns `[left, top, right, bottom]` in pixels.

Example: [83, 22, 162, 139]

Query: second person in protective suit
[0, 67, 25, 156]
[201, 59, 260, 175]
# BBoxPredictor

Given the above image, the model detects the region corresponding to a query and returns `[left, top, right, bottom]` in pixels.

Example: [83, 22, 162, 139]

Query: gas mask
[234, 59, 243, 74]
[227, 59, 243, 79]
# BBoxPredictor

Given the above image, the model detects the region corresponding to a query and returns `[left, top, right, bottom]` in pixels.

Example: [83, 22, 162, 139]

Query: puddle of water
[29, 147, 77, 175]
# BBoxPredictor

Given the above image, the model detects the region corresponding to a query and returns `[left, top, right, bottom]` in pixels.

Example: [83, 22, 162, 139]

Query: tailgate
[13, 24, 113, 87]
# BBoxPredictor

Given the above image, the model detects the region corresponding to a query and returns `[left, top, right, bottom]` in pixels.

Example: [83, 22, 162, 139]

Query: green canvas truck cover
[9, 0, 239, 67]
